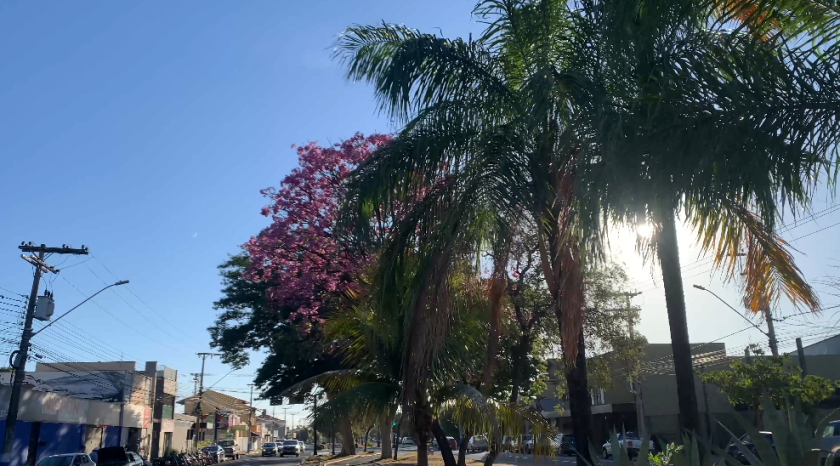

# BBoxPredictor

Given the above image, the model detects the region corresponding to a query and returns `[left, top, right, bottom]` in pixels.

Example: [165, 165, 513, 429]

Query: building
[178, 390, 251, 451]
[539, 342, 840, 446]
[0, 360, 180, 459]
[791, 334, 840, 356]
[255, 412, 285, 443]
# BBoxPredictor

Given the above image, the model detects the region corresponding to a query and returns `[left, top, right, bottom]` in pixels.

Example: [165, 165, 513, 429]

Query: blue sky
[2, 0, 840, 422]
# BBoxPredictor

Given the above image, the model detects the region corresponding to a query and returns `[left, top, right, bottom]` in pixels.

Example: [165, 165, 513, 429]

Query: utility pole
[2, 243, 88, 466]
[312, 393, 318, 455]
[195, 353, 221, 449]
[796, 337, 808, 376]
[763, 306, 779, 357]
[191, 373, 201, 395]
[247, 384, 255, 452]
[622, 291, 644, 437]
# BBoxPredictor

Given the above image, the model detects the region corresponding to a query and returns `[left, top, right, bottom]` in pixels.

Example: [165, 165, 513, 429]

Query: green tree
[208, 251, 344, 408]
[699, 355, 838, 428]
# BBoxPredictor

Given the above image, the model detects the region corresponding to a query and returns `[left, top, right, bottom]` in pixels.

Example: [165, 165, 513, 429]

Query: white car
[401, 437, 416, 446]
[602, 433, 654, 459]
[36, 454, 95, 466]
[821, 421, 840, 458]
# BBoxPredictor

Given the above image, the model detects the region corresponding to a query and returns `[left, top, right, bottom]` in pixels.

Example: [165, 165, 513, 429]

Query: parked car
[821, 420, 840, 459]
[281, 439, 302, 457]
[522, 434, 533, 454]
[36, 454, 96, 466]
[446, 437, 458, 450]
[94, 448, 143, 466]
[261, 442, 279, 457]
[401, 437, 416, 446]
[468, 436, 489, 452]
[601, 432, 655, 459]
[559, 435, 577, 456]
[727, 432, 775, 465]
[218, 440, 240, 460]
[202, 446, 225, 463]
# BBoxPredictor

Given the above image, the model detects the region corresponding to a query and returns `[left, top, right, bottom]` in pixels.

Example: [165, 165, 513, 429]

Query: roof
[178, 390, 250, 414]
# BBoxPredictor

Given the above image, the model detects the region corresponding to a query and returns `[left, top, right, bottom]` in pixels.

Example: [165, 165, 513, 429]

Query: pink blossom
[245, 133, 392, 326]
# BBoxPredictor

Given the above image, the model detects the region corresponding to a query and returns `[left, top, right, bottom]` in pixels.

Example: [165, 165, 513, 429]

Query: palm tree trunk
[431, 420, 457, 466]
[566, 328, 592, 466]
[379, 411, 393, 460]
[656, 208, 700, 434]
[480, 239, 512, 390]
[457, 431, 471, 466]
[339, 416, 356, 456]
[415, 409, 432, 466]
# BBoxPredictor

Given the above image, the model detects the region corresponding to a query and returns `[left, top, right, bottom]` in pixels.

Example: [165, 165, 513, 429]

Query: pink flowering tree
[245, 133, 392, 325]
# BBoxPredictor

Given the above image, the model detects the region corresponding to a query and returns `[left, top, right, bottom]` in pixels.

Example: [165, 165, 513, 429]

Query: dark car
[560, 436, 577, 456]
[94, 448, 143, 466]
[202, 446, 225, 463]
[262, 443, 279, 457]
[727, 432, 775, 464]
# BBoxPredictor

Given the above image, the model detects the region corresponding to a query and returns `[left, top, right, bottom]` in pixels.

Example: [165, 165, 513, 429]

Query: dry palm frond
[691, 203, 819, 314]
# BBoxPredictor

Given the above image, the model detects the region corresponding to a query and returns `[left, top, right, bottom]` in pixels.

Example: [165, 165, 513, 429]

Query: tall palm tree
[564, 0, 840, 435]
[336, 1, 603, 463]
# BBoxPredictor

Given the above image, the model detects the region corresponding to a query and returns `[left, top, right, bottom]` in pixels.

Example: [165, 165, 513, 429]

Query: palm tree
[336, 2, 603, 462]
[286, 266, 545, 466]
[563, 0, 840, 435]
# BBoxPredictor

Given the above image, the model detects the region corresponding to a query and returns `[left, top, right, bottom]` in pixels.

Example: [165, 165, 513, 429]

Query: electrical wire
[92, 256, 205, 345]
[59, 274, 179, 352]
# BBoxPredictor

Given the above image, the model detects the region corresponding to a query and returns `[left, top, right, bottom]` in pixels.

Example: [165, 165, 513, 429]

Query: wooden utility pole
[764, 307, 779, 357]
[194, 353, 221, 449]
[247, 384, 255, 452]
[2, 243, 87, 466]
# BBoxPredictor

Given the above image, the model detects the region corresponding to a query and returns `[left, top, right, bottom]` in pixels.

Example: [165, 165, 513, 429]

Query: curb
[321, 454, 377, 466]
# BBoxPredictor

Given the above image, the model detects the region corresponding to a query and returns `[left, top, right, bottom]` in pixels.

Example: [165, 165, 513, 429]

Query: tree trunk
[566, 328, 593, 466]
[339, 416, 356, 456]
[457, 430, 472, 466]
[657, 208, 700, 435]
[482, 446, 500, 466]
[480, 239, 512, 391]
[379, 411, 393, 460]
[431, 420, 457, 466]
[510, 333, 531, 403]
[415, 409, 432, 466]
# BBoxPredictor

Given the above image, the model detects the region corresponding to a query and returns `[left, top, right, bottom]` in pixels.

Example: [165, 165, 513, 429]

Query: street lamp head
[115, 280, 129, 286]
[692, 284, 707, 291]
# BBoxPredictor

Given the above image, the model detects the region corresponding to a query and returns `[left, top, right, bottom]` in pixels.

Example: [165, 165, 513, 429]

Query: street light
[692, 284, 766, 335]
[31, 280, 129, 338]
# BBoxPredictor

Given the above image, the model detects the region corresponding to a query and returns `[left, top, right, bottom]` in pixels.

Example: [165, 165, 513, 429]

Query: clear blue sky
[1, 0, 840, 421]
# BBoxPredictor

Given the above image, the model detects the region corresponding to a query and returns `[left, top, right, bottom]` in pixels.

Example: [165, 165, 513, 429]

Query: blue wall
[0, 421, 32, 466]
[102, 427, 120, 448]
[37, 424, 85, 462]
[0, 422, 88, 466]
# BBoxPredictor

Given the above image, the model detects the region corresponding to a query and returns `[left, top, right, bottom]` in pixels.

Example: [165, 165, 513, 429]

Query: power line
[84, 264, 186, 342]
[59, 275, 179, 352]
[92, 256, 201, 341]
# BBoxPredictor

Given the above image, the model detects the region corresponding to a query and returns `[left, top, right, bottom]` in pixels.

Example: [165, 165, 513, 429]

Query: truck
[218, 439, 241, 460]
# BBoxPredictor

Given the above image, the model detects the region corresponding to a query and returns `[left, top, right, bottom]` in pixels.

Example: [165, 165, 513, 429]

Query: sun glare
[636, 223, 654, 239]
